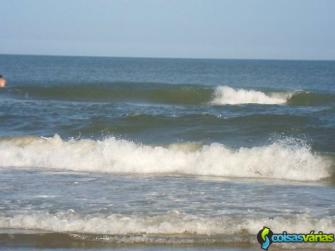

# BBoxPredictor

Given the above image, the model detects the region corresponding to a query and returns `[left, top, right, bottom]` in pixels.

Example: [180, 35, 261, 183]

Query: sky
[0, 0, 335, 60]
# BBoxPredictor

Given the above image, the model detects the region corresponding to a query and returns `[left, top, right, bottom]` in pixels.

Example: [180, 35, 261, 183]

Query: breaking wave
[6, 83, 330, 106]
[0, 211, 334, 247]
[211, 86, 292, 105]
[0, 135, 331, 181]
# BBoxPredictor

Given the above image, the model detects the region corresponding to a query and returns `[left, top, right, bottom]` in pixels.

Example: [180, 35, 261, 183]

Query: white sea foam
[211, 86, 292, 105]
[0, 135, 331, 181]
[0, 211, 334, 238]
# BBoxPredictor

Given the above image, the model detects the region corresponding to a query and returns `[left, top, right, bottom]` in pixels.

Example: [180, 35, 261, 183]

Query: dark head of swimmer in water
[0, 75, 6, 88]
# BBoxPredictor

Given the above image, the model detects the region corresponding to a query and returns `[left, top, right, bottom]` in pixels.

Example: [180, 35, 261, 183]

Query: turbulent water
[0, 55, 334, 250]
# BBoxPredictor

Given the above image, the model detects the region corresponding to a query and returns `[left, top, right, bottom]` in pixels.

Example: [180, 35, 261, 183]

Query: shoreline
[0, 231, 334, 250]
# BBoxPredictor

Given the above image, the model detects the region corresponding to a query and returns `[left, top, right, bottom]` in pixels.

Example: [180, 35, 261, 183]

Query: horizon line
[1, 52, 335, 62]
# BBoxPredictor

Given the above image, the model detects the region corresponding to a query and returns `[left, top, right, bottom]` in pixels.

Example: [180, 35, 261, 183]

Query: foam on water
[0, 135, 331, 181]
[211, 86, 292, 105]
[0, 211, 333, 238]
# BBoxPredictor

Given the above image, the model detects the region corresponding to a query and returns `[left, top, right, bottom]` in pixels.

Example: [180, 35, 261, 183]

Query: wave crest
[6, 84, 334, 107]
[0, 211, 335, 238]
[0, 135, 331, 181]
[211, 86, 292, 105]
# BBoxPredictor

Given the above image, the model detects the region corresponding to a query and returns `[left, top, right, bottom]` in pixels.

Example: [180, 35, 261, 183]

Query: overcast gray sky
[1, 0, 334, 60]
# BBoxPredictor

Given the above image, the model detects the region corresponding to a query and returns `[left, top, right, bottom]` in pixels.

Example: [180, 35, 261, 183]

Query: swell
[0, 135, 332, 181]
[0, 212, 334, 248]
[4, 83, 212, 105]
[4, 83, 334, 106]
[287, 91, 335, 106]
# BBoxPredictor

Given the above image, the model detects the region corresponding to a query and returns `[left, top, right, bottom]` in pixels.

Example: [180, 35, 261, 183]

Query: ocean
[0, 55, 334, 251]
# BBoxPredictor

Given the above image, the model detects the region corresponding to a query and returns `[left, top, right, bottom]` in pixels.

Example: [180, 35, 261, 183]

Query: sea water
[0, 55, 334, 250]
